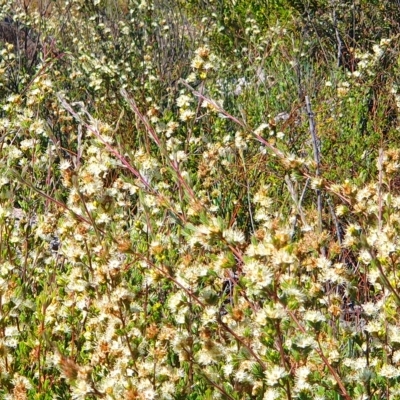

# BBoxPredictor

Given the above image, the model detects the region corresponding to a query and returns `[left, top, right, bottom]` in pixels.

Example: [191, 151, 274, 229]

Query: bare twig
[120, 88, 197, 202]
[9, 169, 95, 228]
[305, 96, 325, 255]
[285, 174, 308, 227]
[377, 148, 384, 231]
[331, 1, 342, 68]
[327, 196, 343, 247]
[283, 305, 352, 400]
[181, 80, 352, 207]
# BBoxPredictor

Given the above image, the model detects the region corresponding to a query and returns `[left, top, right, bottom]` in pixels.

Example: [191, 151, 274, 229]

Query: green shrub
[1, 1, 400, 399]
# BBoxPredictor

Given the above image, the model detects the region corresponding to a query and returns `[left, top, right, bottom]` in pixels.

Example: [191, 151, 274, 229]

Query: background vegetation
[1, 0, 400, 399]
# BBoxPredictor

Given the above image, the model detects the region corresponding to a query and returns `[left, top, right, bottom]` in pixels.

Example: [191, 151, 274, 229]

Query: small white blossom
[380, 364, 400, 379]
[265, 366, 287, 386]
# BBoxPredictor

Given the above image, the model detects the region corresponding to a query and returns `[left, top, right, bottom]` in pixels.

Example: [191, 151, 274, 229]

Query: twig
[57, 94, 154, 193]
[377, 148, 383, 231]
[8, 169, 95, 228]
[120, 88, 197, 202]
[326, 196, 343, 247]
[285, 174, 308, 227]
[179, 79, 246, 128]
[182, 80, 352, 208]
[217, 315, 266, 370]
[331, 2, 342, 68]
[305, 96, 325, 255]
[283, 305, 351, 400]
[197, 368, 237, 400]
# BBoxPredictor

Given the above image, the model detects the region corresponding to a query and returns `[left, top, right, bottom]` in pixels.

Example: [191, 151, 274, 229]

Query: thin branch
[9, 169, 95, 228]
[377, 148, 384, 231]
[331, 2, 342, 68]
[120, 88, 198, 202]
[217, 315, 266, 370]
[305, 96, 325, 255]
[57, 95, 153, 192]
[285, 174, 308, 227]
[283, 306, 352, 400]
[327, 196, 343, 247]
[199, 370, 237, 400]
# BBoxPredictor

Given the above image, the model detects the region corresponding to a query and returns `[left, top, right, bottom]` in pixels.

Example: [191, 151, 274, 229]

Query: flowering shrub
[1, 1, 400, 399]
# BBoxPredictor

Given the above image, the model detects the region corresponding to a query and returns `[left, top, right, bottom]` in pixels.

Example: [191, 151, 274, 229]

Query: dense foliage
[1, 0, 400, 399]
